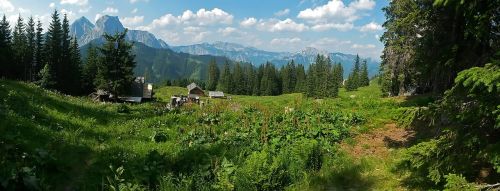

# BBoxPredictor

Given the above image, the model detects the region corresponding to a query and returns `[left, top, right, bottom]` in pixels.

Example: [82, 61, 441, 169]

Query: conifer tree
[334, 63, 343, 87]
[34, 19, 43, 80]
[281, 64, 291, 94]
[82, 43, 99, 93]
[44, 10, 63, 89]
[295, 64, 306, 93]
[218, 60, 232, 93]
[244, 64, 254, 95]
[232, 62, 245, 94]
[360, 60, 369, 87]
[25, 17, 36, 81]
[59, 14, 72, 92]
[68, 36, 82, 94]
[206, 58, 219, 91]
[12, 15, 27, 80]
[306, 62, 317, 97]
[0, 15, 12, 78]
[95, 29, 136, 97]
[345, 55, 361, 91]
[253, 65, 264, 95]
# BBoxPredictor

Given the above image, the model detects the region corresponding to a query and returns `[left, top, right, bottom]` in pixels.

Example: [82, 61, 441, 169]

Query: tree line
[205, 54, 369, 98]
[0, 11, 136, 97]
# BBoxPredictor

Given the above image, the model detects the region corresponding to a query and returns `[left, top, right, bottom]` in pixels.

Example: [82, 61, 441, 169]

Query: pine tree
[295, 64, 306, 93]
[12, 15, 27, 80]
[345, 55, 361, 91]
[335, 63, 343, 87]
[33, 19, 44, 81]
[244, 64, 254, 95]
[206, 58, 219, 91]
[44, 10, 63, 89]
[96, 29, 136, 97]
[68, 36, 82, 94]
[306, 63, 317, 98]
[218, 60, 232, 93]
[26, 17, 36, 81]
[59, 14, 72, 92]
[82, 43, 99, 93]
[0, 15, 12, 78]
[360, 60, 369, 87]
[253, 65, 263, 95]
[232, 62, 245, 94]
[38, 64, 55, 88]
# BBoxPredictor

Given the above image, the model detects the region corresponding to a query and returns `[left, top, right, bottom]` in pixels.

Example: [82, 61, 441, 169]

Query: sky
[0, 0, 388, 59]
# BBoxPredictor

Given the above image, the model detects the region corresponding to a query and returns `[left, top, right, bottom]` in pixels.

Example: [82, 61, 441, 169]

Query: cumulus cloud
[49, 2, 56, 8]
[121, 16, 144, 27]
[274, 8, 290, 17]
[311, 22, 353, 31]
[240, 17, 257, 27]
[270, 37, 302, 45]
[297, 0, 375, 24]
[0, 0, 15, 12]
[131, 8, 138, 14]
[60, 0, 88, 6]
[351, 43, 376, 49]
[103, 7, 119, 14]
[218, 27, 236, 36]
[130, 0, 149, 3]
[61, 8, 76, 20]
[145, 8, 233, 30]
[359, 21, 383, 32]
[78, 6, 91, 13]
[257, 18, 308, 32]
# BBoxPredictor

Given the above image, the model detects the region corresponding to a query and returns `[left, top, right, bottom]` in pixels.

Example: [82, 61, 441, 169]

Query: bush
[117, 104, 131, 113]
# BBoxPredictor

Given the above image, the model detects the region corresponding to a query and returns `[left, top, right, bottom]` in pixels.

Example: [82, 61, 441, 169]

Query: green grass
[0, 80, 414, 190]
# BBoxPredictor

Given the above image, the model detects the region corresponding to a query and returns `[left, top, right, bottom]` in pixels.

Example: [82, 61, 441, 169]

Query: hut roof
[209, 91, 224, 97]
[187, 82, 200, 91]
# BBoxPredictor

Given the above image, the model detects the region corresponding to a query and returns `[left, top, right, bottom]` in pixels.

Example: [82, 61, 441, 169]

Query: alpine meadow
[0, 0, 499, 190]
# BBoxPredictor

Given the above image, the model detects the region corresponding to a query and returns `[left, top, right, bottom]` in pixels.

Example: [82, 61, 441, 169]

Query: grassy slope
[1, 80, 415, 190]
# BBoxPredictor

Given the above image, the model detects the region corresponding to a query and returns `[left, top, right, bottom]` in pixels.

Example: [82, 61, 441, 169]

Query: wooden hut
[187, 83, 204, 96]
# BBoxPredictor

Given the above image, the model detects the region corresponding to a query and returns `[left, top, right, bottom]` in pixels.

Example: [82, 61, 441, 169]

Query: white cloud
[270, 37, 302, 45]
[297, 0, 375, 23]
[258, 18, 308, 32]
[49, 2, 56, 8]
[121, 16, 144, 27]
[103, 7, 119, 14]
[18, 8, 31, 14]
[60, 0, 88, 6]
[359, 21, 383, 32]
[274, 9, 290, 17]
[351, 43, 376, 49]
[78, 6, 91, 13]
[349, 0, 376, 10]
[0, 0, 15, 12]
[311, 22, 353, 31]
[131, 8, 138, 14]
[60, 8, 76, 20]
[218, 27, 236, 36]
[94, 14, 102, 22]
[375, 34, 380, 40]
[240, 17, 257, 27]
[146, 8, 233, 30]
[130, 0, 149, 3]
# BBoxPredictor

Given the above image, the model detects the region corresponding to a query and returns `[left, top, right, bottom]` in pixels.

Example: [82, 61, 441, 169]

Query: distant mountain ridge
[70, 16, 169, 49]
[172, 43, 380, 77]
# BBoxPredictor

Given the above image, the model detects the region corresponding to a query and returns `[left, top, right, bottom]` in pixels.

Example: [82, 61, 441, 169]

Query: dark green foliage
[34, 20, 43, 81]
[306, 55, 339, 98]
[12, 15, 27, 80]
[95, 29, 136, 97]
[25, 17, 36, 82]
[345, 55, 361, 91]
[44, 10, 63, 90]
[380, 0, 500, 96]
[218, 60, 232, 93]
[0, 15, 12, 78]
[82, 43, 99, 93]
[232, 62, 245, 94]
[398, 59, 500, 187]
[206, 58, 219, 91]
[360, 60, 369, 87]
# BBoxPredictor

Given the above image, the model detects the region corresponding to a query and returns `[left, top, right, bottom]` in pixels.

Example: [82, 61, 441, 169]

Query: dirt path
[341, 123, 414, 159]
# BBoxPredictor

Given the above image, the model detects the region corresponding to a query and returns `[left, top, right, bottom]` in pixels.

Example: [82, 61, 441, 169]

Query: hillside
[0, 79, 418, 190]
[80, 41, 245, 83]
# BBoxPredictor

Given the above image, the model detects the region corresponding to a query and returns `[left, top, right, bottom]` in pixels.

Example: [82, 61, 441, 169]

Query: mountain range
[72, 15, 380, 82]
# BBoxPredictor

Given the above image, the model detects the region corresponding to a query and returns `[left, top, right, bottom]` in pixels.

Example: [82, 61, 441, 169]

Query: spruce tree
[96, 29, 136, 97]
[44, 10, 63, 89]
[25, 17, 36, 81]
[59, 14, 72, 92]
[12, 15, 27, 80]
[34, 19, 43, 81]
[295, 64, 306, 93]
[82, 43, 99, 93]
[360, 60, 369, 87]
[232, 62, 245, 94]
[345, 55, 361, 91]
[335, 63, 343, 87]
[206, 58, 219, 91]
[244, 64, 254, 95]
[0, 15, 12, 78]
[68, 36, 82, 94]
[253, 65, 263, 95]
[218, 60, 232, 93]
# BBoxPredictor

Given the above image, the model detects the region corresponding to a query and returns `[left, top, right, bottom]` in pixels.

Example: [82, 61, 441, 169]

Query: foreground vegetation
[1, 79, 414, 190]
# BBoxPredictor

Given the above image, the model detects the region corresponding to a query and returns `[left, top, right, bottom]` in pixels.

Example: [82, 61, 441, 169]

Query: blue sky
[0, 0, 388, 59]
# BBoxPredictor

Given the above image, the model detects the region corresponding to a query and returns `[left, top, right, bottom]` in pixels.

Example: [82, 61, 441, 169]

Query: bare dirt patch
[341, 123, 414, 159]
